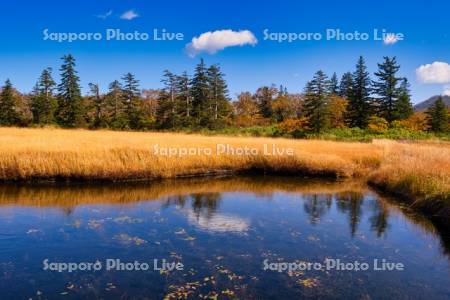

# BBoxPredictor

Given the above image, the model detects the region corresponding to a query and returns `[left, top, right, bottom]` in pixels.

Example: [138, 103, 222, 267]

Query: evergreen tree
[329, 72, 339, 94]
[88, 83, 104, 128]
[176, 71, 192, 125]
[339, 72, 353, 99]
[56, 55, 84, 127]
[348, 56, 372, 128]
[207, 64, 229, 127]
[373, 56, 401, 122]
[31, 68, 56, 125]
[121, 72, 143, 129]
[426, 97, 449, 132]
[191, 59, 210, 126]
[278, 84, 288, 97]
[104, 80, 125, 128]
[394, 78, 413, 120]
[0, 79, 20, 126]
[303, 70, 330, 133]
[157, 70, 179, 128]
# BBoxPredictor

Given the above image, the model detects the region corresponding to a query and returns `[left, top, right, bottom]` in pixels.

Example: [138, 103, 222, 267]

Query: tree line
[0, 55, 448, 133]
[234, 56, 448, 134]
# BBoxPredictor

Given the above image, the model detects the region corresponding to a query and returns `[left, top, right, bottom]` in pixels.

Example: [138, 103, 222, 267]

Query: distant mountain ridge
[414, 95, 450, 111]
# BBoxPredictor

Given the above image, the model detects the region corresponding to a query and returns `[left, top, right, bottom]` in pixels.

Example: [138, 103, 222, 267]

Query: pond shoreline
[367, 180, 450, 230]
[0, 169, 448, 230]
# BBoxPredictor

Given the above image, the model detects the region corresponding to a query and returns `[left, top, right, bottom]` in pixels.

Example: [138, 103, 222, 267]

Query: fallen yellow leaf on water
[297, 278, 320, 288]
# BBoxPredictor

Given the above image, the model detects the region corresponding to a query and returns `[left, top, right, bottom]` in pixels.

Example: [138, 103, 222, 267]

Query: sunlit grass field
[0, 127, 448, 218]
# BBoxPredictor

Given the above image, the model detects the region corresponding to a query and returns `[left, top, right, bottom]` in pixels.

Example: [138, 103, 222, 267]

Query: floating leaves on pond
[113, 216, 143, 224]
[288, 270, 305, 277]
[307, 235, 320, 242]
[160, 269, 169, 275]
[113, 233, 147, 246]
[221, 289, 235, 297]
[163, 281, 202, 299]
[297, 278, 320, 288]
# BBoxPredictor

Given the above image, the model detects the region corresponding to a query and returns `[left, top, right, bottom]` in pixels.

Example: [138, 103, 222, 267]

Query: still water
[0, 176, 448, 299]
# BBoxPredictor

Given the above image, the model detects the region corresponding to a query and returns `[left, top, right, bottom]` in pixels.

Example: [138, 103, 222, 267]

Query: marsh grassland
[0, 127, 448, 222]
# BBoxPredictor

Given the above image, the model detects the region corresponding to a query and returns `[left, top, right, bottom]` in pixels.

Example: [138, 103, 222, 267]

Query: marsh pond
[0, 176, 449, 299]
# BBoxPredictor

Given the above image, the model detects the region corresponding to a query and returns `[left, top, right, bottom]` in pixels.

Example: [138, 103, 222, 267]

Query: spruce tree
[373, 56, 401, 122]
[348, 56, 372, 128]
[339, 72, 353, 99]
[330, 72, 339, 95]
[303, 70, 330, 133]
[207, 64, 229, 127]
[105, 80, 125, 128]
[426, 97, 449, 132]
[31, 68, 56, 125]
[157, 70, 179, 128]
[88, 83, 104, 128]
[176, 71, 192, 125]
[278, 84, 288, 97]
[394, 78, 413, 120]
[56, 55, 84, 127]
[121, 72, 143, 129]
[0, 79, 20, 126]
[191, 59, 210, 126]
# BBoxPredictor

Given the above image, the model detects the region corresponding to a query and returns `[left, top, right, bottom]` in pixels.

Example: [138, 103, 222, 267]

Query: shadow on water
[0, 175, 449, 299]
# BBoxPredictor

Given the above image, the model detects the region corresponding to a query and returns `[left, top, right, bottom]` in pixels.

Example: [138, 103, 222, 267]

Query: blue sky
[1, 0, 450, 103]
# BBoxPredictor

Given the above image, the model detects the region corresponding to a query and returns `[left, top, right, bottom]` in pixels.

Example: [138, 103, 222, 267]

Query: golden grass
[369, 140, 450, 207]
[0, 127, 384, 180]
[0, 127, 449, 216]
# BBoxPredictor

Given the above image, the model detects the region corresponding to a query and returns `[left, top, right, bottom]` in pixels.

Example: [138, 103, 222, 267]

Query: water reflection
[335, 192, 364, 236]
[303, 194, 332, 225]
[369, 200, 390, 237]
[0, 176, 448, 299]
[0, 177, 447, 251]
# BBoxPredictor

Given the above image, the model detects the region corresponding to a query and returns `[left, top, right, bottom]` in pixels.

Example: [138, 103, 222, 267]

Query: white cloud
[416, 62, 450, 84]
[186, 211, 249, 233]
[120, 10, 139, 20]
[443, 85, 450, 96]
[95, 10, 112, 19]
[383, 34, 399, 45]
[186, 29, 257, 57]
